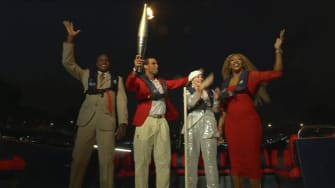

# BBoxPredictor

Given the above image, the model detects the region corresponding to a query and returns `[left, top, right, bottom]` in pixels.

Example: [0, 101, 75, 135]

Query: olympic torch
[136, 3, 154, 73]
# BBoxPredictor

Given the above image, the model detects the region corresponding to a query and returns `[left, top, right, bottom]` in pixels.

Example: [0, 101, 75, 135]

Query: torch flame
[147, 7, 154, 20]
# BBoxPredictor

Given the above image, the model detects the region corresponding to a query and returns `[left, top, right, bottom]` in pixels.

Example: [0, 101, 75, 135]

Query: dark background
[1, 0, 335, 136]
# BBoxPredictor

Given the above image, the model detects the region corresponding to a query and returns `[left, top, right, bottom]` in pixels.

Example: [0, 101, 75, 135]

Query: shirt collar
[98, 71, 110, 76]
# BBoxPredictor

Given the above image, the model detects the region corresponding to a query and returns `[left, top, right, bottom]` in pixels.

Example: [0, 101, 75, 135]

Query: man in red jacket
[126, 55, 188, 188]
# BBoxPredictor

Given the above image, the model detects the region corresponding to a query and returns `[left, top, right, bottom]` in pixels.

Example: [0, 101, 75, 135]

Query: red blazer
[126, 72, 188, 126]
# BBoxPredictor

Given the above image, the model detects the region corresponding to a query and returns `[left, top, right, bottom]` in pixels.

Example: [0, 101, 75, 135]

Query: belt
[149, 114, 164, 118]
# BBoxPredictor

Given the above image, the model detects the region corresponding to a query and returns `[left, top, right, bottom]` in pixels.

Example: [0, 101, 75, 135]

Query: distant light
[115, 148, 132, 153]
[299, 123, 304, 127]
[50, 122, 55, 126]
[70, 120, 74, 124]
[93, 145, 131, 152]
[267, 123, 272, 128]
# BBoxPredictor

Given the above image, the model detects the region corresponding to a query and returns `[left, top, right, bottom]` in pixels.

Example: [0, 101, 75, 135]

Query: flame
[147, 7, 154, 20]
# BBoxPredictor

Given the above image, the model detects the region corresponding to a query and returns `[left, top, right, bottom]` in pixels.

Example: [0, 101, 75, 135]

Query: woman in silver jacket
[182, 69, 220, 188]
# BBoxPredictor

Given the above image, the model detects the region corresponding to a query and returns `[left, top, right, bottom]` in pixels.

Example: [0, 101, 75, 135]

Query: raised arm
[62, 21, 85, 80]
[273, 29, 285, 71]
[125, 55, 143, 92]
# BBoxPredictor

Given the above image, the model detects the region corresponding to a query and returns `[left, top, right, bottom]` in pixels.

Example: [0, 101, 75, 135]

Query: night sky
[1, 0, 335, 128]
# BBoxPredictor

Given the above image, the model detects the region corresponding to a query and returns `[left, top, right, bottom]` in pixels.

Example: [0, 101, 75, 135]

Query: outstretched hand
[63, 20, 81, 42]
[274, 29, 285, 50]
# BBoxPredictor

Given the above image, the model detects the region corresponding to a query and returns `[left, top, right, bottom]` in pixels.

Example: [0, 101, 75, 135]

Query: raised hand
[274, 29, 285, 50]
[200, 72, 214, 90]
[273, 29, 285, 70]
[134, 55, 144, 67]
[63, 20, 81, 42]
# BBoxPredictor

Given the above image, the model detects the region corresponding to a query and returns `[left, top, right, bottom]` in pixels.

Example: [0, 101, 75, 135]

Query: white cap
[188, 70, 203, 81]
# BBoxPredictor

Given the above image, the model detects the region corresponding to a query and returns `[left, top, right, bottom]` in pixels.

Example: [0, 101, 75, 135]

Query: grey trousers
[186, 120, 219, 188]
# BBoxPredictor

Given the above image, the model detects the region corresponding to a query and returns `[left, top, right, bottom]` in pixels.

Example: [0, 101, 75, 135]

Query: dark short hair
[97, 53, 110, 59]
[143, 57, 156, 65]
[143, 59, 149, 65]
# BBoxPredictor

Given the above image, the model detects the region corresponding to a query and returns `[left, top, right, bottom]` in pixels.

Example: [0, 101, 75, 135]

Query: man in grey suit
[62, 20, 128, 188]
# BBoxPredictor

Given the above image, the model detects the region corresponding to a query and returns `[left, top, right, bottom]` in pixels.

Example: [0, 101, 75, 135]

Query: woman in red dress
[218, 29, 285, 188]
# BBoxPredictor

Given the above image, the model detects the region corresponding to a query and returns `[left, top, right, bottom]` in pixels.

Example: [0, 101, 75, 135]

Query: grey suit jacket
[62, 42, 128, 130]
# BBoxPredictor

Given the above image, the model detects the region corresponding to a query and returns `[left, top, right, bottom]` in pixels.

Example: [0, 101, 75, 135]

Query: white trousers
[133, 116, 171, 188]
